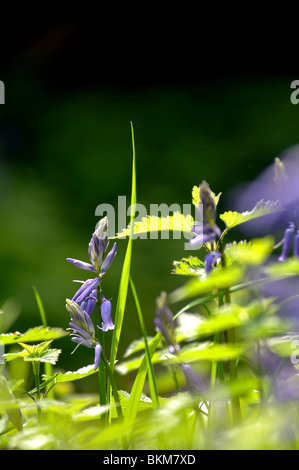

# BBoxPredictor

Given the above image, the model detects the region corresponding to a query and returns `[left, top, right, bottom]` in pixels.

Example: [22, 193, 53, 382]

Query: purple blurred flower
[154, 292, 180, 354]
[231, 145, 299, 235]
[278, 223, 295, 262]
[181, 363, 206, 392]
[98, 296, 115, 332]
[294, 231, 299, 257]
[204, 251, 221, 274]
[190, 181, 221, 247]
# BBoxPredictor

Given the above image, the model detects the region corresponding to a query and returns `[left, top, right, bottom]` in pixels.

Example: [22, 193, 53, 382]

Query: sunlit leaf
[115, 211, 194, 239]
[220, 200, 281, 230]
[0, 326, 68, 345]
[4, 341, 61, 365]
[172, 256, 205, 276]
[169, 265, 243, 304]
[225, 237, 274, 266]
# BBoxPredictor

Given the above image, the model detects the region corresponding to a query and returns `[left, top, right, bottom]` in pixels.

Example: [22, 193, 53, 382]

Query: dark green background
[0, 8, 298, 388]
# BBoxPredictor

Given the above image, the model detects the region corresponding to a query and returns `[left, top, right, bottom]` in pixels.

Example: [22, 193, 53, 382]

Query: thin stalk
[101, 351, 128, 449]
[218, 240, 242, 426]
[33, 286, 54, 399]
[32, 361, 42, 422]
[129, 277, 159, 409]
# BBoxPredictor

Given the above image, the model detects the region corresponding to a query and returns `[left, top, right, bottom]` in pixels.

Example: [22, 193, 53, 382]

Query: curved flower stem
[218, 239, 242, 426]
[100, 351, 128, 449]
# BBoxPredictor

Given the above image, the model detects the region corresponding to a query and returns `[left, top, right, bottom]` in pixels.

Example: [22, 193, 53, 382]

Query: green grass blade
[32, 286, 54, 398]
[33, 286, 48, 327]
[123, 332, 162, 435]
[129, 277, 159, 409]
[109, 122, 137, 370]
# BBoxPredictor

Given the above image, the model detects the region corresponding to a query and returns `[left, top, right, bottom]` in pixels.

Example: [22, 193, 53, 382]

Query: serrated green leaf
[267, 334, 299, 357]
[4, 341, 61, 365]
[123, 336, 156, 358]
[220, 200, 281, 230]
[116, 341, 243, 375]
[115, 211, 194, 238]
[172, 256, 205, 276]
[265, 258, 299, 278]
[0, 326, 68, 345]
[45, 364, 98, 383]
[169, 265, 243, 304]
[225, 237, 274, 266]
[0, 376, 22, 431]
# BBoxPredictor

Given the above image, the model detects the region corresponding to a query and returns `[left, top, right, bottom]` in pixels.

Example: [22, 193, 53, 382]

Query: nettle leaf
[265, 258, 299, 278]
[220, 200, 281, 230]
[44, 364, 98, 383]
[116, 341, 243, 375]
[224, 237, 274, 267]
[172, 256, 205, 276]
[169, 265, 243, 304]
[115, 211, 194, 239]
[0, 326, 68, 345]
[267, 334, 299, 357]
[192, 185, 221, 207]
[123, 336, 156, 358]
[4, 341, 61, 365]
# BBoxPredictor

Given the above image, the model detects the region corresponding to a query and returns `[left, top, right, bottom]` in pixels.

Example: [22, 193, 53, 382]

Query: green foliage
[2, 135, 299, 451]
[115, 212, 194, 239]
[0, 326, 68, 345]
[4, 341, 61, 365]
[219, 199, 281, 231]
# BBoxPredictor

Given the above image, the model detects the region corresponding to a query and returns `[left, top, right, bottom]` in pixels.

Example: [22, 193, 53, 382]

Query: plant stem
[32, 362, 42, 422]
[100, 351, 128, 449]
[218, 240, 242, 426]
[129, 277, 159, 409]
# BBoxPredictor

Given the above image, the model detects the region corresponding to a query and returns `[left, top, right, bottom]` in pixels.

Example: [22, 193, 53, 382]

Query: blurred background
[0, 5, 298, 390]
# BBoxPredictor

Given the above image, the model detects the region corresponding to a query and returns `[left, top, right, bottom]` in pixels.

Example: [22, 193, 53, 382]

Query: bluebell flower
[190, 181, 221, 247]
[66, 298, 101, 370]
[294, 231, 299, 258]
[98, 296, 115, 332]
[278, 223, 295, 262]
[154, 292, 205, 394]
[80, 289, 98, 317]
[67, 216, 117, 277]
[204, 251, 221, 274]
[154, 291, 180, 354]
[72, 277, 101, 304]
[67, 216, 117, 305]
[180, 363, 206, 392]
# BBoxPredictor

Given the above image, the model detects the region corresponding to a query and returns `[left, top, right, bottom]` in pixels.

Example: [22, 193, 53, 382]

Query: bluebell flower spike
[278, 224, 295, 262]
[154, 292, 180, 354]
[294, 231, 299, 258]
